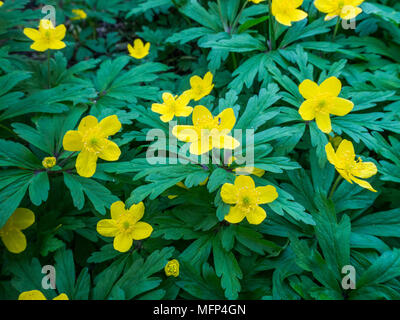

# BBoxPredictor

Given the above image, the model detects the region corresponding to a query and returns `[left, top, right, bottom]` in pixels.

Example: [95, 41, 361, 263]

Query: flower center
[122, 221, 130, 230]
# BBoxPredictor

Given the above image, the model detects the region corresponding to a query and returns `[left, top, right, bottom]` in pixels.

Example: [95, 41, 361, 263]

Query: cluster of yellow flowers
[249, 0, 365, 26]
[298, 76, 377, 192]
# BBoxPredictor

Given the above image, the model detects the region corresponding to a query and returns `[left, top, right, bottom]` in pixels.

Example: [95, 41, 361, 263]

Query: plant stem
[332, 17, 340, 41]
[58, 152, 77, 168]
[47, 50, 50, 89]
[231, 0, 248, 33]
[231, 52, 238, 69]
[268, 0, 276, 50]
[329, 175, 342, 199]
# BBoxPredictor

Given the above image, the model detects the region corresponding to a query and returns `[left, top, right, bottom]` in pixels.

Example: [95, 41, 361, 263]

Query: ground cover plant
[0, 0, 400, 300]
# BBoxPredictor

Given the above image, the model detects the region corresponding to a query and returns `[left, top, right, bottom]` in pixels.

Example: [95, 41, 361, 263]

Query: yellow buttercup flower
[298, 77, 354, 134]
[0, 2, 3, 7]
[151, 92, 193, 122]
[42, 156, 56, 169]
[184, 72, 214, 101]
[71, 9, 87, 20]
[165, 259, 179, 277]
[172, 106, 240, 155]
[271, 0, 308, 26]
[96, 201, 153, 253]
[127, 39, 150, 59]
[325, 139, 378, 192]
[23, 19, 66, 52]
[221, 175, 278, 225]
[18, 290, 68, 300]
[63, 115, 122, 178]
[0, 208, 35, 254]
[315, 0, 364, 21]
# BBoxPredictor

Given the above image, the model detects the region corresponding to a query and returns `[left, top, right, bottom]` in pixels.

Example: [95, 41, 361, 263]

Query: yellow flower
[151, 92, 193, 122]
[127, 39, 150, 59]
[249, 0, 265, 3]
[0, 2, 3, 7]
[271, 0, 308, 26]
[172, 106, 240, 155]
[23, 19, 66, 52]
[184, 72, 214, 101]
[96, 201, 153, 253]
[221, 176, 278, 225]
[71, 9, 87, 20]
[0, 208, 34, 254]
[228, 156, 265, 177]
[298, 77, 354, 133]
[315, 0, 364, 20]
[63, 115, 121, 178]
[18, 290, 68, 300]
[165, 259, 179, 277]
[42, 156, 56, 168]
[325, 139, 378, 192]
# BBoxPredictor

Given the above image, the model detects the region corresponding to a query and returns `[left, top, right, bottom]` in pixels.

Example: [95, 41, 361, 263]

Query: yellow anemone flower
[298, 77, 354, 134]
[315, 0, 364, 21]
[151, 92, 193, 122]
[0, 208, 35, 254]
[221, 176, 278, 225]
[127, 39, 150, 59]
[271, 0, 308, 26]
[42, 156, 56, 168]
[96, 201, 153, 253]
[165, 259, 180, 277]
[228, 156, 265, 177]
[0, 2, 3, 7]
[184, 72, 214, 101]
[71, 9, 87, 20]
[172, 106, 240, 155]
[325, 139, 378, 192]
[23, 19, 66, 52]
[62, 115, 122, 178]
[18, 290, 68, 300]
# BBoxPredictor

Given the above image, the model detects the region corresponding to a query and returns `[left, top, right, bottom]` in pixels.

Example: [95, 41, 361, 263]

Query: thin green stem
[268, 0, 276, 50]
[329, 175, 342, 199]
[231, 52, 238, 69]
[47, 50, 50, 89]
[231, 0, 248, 33]
[332, 17, 340, 41]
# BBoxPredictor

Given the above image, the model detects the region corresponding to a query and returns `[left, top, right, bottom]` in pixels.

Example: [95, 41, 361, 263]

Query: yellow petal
[192, 105, 213, 127]
[78, 115, 98, 133]
[160, 113, 175, 123]
[255, 185, 278, 204]
[96, 219, 118, 237]
[110, 201, 126, 220]
[63, 130, 83, 151]
[235, 175, 255, 190]
[175, 106, 193, 117]
[76, 150, 98, 178]
[113, 232, 133, 252]
[299, 79, 320, 100]
[49, 40, 66, 50]
[172, 125, 198, 142]
[54, 24, 66, 40]
[351, 176, 377, 192]
[10, 208, 35, 230]
[325, 143, 337, 166]
[190, 75, 203, 88]
[97, 139, 121, 161]
[189, 139, 212, 155]
[340, 6, 362, 20]
[298, 100, 317, 121]
[351, 161, 377, 179]
[315, 112, 332, 133]
[23, 28, 41, 41]
[220, 183, 238, 204]
[217, 108, 236, 131]
[53, 293, 69, 300]
[289, 9, 308, 22]
[326, 97, 354, 116]
[214, 135, 240, 150]
[131, 222, 153, 240]
[31, 40, 49, 52]
[18, 290, 47, 300]
[336, 139, 355, 165]
[1, 229, 26, 254]
[98, 115, 122, 137]
[224, 205, 246, 224]
[128, 202, 145, 222]
[151, 103, 168, 115]
[319, 77, 342, 97]
[246, 206, 267, 225]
